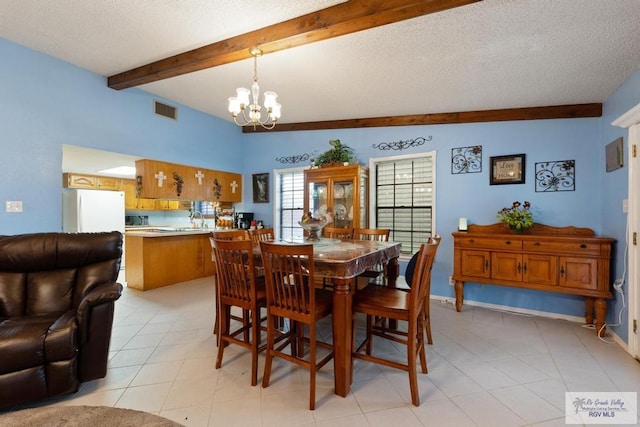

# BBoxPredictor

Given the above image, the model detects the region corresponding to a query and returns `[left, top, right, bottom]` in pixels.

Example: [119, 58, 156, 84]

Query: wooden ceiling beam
[242, 103, 603, 133]
[108, 0, 481, 90]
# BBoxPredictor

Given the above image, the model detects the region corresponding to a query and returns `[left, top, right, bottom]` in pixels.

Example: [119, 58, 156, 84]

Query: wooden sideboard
[452, 223, 614, 336]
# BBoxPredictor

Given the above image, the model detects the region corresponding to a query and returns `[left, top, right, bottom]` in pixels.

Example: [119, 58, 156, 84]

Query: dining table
[262, 238, 402, 397]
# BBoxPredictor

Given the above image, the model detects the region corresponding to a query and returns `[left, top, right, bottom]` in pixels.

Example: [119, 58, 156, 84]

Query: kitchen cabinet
[304, 165, 368, 229]
[155, 200, 182, 210]
[125, 231, 214, 291]
[63, 173, 122, 190]
[136, 160, 194, 200]
[452, 223, 614, 335]
[207, 171, 242, 203]
[123, 179, 156, 210]
[136, 159, 242, 203]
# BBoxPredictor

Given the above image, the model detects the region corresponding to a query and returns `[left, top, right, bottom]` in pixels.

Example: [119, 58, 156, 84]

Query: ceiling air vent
[154, 100, 177, 120]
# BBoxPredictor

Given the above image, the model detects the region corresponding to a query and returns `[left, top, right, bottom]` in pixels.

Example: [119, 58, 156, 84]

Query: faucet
[196, 211, 205, 229]
[189, 209, 205, 229]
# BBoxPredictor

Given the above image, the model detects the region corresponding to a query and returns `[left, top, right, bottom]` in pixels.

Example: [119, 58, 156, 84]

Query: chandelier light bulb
[236, 87, 250, 108]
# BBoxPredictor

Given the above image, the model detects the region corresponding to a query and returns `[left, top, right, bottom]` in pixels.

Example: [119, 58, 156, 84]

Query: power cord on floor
[593, 216, 629, 344]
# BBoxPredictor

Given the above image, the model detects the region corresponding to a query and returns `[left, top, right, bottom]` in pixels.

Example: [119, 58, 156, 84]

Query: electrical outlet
[5, 201, 22, 212]
[448, 276, 455, 286]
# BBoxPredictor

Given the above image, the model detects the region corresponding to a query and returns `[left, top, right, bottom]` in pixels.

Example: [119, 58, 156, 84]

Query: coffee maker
[236, 212, 254, 230]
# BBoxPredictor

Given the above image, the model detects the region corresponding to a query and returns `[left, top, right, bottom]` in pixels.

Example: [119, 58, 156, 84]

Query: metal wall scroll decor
[372, 136, 432, 151]
[451, 145, 482, 174]
[535, 160, 575, 192]
[275, 153, 311, 164]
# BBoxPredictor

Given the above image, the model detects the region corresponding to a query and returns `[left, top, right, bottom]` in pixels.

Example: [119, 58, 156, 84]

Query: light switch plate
[623, 199, 628, 213]
[5, 201, 23, 212]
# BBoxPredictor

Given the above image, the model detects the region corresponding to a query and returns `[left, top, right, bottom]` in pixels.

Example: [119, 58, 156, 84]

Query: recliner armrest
[76, 281, 123, 342]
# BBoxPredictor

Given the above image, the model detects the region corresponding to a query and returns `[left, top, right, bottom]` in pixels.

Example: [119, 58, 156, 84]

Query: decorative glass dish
[298, 219, 329, 242]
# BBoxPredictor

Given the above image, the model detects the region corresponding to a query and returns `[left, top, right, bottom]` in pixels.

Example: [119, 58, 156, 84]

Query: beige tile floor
[15, 274, 640, 426]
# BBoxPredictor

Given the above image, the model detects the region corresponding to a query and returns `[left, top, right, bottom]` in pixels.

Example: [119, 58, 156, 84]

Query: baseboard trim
[430, 294, 585, 323]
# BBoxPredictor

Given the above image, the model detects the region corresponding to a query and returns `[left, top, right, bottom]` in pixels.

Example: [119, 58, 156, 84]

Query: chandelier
[227, 48, 281, 130]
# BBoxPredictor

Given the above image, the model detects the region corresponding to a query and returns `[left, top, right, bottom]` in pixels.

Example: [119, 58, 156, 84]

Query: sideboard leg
[584, 297, 595, 325]
[594, 298, 607, 338]
[454, 281, 464, 312]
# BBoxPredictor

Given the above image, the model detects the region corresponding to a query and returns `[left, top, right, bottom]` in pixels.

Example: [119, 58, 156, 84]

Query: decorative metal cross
[230, 180, 238, 193]
[195, 170, 205, 185]
[155, 171, 167, 187]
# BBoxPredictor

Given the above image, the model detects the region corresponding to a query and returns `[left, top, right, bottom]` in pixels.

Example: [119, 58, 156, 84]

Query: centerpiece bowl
[298, 219, 329, 242]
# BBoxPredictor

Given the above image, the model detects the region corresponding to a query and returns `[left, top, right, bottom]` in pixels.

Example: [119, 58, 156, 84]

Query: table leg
[387, 257, 400, 329]
[454, 280, 464, 312]
[332, 278, 354, 397]
[387, 256, 399, 288]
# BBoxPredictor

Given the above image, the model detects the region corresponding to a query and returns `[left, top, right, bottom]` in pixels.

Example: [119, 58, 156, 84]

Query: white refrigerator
[62, 189, 126, 266]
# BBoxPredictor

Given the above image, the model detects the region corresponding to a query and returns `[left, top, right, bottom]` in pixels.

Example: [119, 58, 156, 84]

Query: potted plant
[313, 139, 355, 167]
[497, 201, 533, 233]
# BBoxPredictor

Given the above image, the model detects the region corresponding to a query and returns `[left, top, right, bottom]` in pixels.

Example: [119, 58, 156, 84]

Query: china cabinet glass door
[332, 180, 354, 228]
[308, 181, 329, 219]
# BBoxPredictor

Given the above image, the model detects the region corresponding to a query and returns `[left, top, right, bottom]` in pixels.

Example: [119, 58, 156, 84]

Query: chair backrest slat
[260, 241, 314, 318]
[353, 228, 390, 242]
[212, 238, 257, 304]
[324, 226, 354, 240]
[249, 227, 275, 243]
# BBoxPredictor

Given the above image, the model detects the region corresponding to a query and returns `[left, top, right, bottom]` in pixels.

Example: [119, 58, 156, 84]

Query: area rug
[0, 405, 184, 427]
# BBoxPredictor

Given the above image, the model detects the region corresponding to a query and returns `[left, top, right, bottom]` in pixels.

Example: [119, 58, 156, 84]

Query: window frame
[369, 151, 437, 259]
[273, 166, 307, 241]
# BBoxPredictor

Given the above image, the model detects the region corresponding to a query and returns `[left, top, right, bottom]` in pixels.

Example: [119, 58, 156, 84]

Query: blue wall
[241, 70, 640, 342]
[1, 36, 637, 342]
[0, 38, 243, 235]
[241, 117, 605, 320]
[598, 70, 640, 342]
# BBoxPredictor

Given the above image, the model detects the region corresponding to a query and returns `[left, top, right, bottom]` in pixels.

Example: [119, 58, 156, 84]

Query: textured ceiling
[1, 0, 640, 126]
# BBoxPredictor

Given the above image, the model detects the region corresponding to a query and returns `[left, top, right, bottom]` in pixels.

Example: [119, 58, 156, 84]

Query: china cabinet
[304, 165, 368, 229]
[452, 223, 614, 336]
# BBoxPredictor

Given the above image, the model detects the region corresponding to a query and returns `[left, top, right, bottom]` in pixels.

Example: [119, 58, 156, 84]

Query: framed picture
[252, 173, 269, 203]
[605, 137, 624, 172]
[490, 154, 526, 185]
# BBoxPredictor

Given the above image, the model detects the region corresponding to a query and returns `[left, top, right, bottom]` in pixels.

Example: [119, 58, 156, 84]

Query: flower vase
[509, 225, 531, 234]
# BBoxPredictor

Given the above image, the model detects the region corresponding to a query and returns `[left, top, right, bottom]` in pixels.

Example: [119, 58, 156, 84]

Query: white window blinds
[276, 169, 305, 241]
[373, 153, 435, 256]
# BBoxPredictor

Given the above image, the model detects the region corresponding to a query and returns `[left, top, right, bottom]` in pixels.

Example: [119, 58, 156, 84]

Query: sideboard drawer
[523, 240, 601, 255]
[458, 237, 523, 251]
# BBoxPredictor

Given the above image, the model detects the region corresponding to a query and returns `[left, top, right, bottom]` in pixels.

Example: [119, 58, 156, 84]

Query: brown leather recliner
[0, 231, 123, 409]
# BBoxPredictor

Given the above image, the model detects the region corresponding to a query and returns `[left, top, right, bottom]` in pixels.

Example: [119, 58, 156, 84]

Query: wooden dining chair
[212, 229, 249, 240]
[259, 241, 334, 410]
[352, 227, 390, 241]
[249, 227, 275, 242]
[323, 226, 354, 240]
[352, 228, 390, 286]
[211, 238, 267, 386]
[352, 240, 438, 406]
[401, 234, 441, 345]
[210, 231, 250, 345]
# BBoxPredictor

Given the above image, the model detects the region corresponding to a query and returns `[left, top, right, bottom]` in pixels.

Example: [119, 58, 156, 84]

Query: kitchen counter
[125, 229, 215, 291]
[125, 227, 211, 237]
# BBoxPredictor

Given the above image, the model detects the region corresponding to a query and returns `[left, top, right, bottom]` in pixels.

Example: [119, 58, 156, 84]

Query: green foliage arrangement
[313, 139, 355, 166]
[497, 201, 533, 232]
